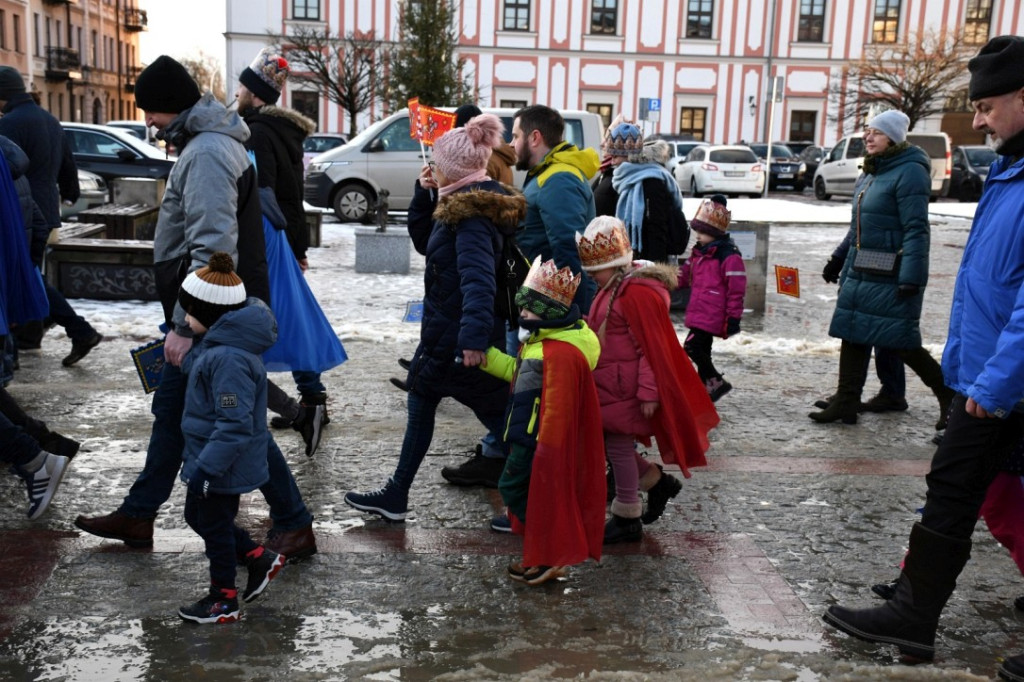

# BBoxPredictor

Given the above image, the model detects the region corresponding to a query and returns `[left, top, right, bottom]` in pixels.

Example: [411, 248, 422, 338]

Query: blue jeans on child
[184, 491, 259, 589]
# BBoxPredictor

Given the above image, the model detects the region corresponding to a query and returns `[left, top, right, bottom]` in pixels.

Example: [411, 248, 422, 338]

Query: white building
[225, 0, 1020, 146]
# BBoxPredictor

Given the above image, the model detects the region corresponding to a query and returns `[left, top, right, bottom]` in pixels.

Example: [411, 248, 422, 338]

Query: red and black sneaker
[178, 588, 239, 624]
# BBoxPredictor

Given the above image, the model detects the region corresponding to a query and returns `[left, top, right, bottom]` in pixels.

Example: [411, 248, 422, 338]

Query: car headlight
[799, 162, 807, 173]
[307, 160, 349, 174]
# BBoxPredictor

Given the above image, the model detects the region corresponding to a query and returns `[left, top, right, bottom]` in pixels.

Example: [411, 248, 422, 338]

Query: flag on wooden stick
[774, 265, 800, 298]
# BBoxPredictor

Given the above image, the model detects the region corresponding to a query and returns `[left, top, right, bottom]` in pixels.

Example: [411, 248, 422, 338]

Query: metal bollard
[375, 189, 390, 232]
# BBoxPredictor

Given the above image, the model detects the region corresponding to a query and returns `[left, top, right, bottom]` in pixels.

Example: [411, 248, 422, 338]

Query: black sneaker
[178, 589, 240, 624]
[441, 448, 505, 488]
[705, 378, 732, 403]
[242, 549, 285, 603]
[294, 393, 327, 457]
[20, 452, 69, 520]
[62, 332, 102, 367]
[398, 358, 412, 370]
[641, 466, 683, 525]
[344, 479, 408, 522]
[270, 415, 293, 429]
[490, 514, 512, 533]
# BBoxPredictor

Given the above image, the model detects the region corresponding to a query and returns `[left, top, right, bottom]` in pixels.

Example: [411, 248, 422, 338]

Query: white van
[812, 131, 951, 200]
[304, 107, 605, 222]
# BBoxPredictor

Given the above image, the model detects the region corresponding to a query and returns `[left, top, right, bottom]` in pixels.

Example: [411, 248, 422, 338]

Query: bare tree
[280, 26, 385, 136]
[177, 51, 226, 103]
[828, 28, 973, 131]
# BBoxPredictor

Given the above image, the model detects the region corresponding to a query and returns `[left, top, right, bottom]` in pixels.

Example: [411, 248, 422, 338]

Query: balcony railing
[124, 66, 142, 93]
[124, 8, 148, 32]
[45, 46, 82, 82]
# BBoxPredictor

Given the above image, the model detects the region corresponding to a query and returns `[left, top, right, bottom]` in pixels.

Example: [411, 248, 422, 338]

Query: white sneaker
[21, 452, 69, 520]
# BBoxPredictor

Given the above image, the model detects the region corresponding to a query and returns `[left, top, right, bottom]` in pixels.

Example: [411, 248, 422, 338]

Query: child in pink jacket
[678, 195, 746, 402]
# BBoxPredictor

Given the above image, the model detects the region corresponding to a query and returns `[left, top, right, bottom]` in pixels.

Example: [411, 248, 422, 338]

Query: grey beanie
[0, 66, 26, 100]
[968, 35, 1024, 101]
[867, 110, 910, 144]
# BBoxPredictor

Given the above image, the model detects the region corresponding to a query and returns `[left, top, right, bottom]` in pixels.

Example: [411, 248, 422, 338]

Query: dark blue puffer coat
[405, 180, 527, 394]
[829, 144, 931, 348]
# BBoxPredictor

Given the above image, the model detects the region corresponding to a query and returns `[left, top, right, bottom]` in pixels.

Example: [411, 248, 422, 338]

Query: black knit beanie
[454, 104, 482, 128]
[968, 36, 1024, 101]
[0, 66, 26, 100]
[133, 55, 202, 114]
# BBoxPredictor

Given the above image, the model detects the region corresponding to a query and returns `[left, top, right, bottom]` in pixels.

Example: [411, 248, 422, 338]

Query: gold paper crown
[576, 216, 633, 272]
[521, 255, 581, 309]
[692, 198, 731, 234]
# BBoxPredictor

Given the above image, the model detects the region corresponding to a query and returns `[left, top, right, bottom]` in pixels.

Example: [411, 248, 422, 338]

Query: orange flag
[407, 97, 420, 140]
[417, 105, 456, 146]
[774, 265, 800, 298]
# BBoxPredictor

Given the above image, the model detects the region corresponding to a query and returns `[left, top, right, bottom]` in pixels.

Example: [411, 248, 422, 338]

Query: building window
[586, 103, 613, 129]
[679, 107, 707, 140]
[33, 14, 39, 56]
[797, 0, 825, 42]
[591, 0, 617, 35]
[686, 0, 714, 39]
[0, 11, 7, 50]
[503, 0, 530, 31]
[872, 0, 900, 44]
[91, 29, 97, 66]
[12, 14, 19, 53]
[292, 0, 320, 21]
[964, 0, 992, 46]
[500, 99, 528, 109]
[291, 91, 319, 129]
[789, 111, 816, 142]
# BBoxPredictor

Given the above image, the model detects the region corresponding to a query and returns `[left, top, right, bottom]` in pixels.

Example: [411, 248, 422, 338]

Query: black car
[798, 145, 831, 180]
[748, 142, 806, 191]
[61, 122, 176, 184]
[949, 144, 997, 202]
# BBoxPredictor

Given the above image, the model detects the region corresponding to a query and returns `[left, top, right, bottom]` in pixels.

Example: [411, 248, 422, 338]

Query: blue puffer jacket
[179, 299, 277, 494]
[405, 180, 527, 392]
[828, 144, 931, 348]
[942, 152, 1024, 417]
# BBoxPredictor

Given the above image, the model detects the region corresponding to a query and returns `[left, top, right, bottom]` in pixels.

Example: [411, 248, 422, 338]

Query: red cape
[618, 282, 719, 476]
[520, 339, 606, 568]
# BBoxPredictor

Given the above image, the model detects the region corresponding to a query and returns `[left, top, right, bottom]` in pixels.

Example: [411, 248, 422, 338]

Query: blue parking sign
[649, 99, 661, 112]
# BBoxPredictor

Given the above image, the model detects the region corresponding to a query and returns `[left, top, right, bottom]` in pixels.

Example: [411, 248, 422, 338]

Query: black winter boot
[809, 342, 869, 425]
[823, 523, 972, 661]
[641, 465, 682, 524]
[603, 515, 642, 544]
[1000, 653, 1024, 681]
[901, 347, 955, 430]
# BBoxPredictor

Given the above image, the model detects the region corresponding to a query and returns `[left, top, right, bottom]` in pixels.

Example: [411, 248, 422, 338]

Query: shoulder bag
[852, 178, 901, 276]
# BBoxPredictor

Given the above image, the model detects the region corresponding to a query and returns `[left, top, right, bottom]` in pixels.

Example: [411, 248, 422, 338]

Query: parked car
[948, 144, 997, 202]
[305, 107, 605, 222]
[61, 122, 176, 184]
[813, 131, 951, 200]
[302, 133, 349, 170]
[798, 145, 831, 180]
[747, 142, 806, 191]
[780, 140, 815, 157]
[674, 144, 764, 198]
[105, 119, 159, 146]
[663, 140, 707, 174]
[60, 169, 108, 219]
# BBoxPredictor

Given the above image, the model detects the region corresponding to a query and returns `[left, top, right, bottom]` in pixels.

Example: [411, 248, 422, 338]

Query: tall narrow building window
[503, 0, 530, 31]
[964, 0, 992, 46]
[591, 0, 617, 35]
[686, 0, 714, 39]
[797, 0, 825, 42]
[872, 0, 901, 44]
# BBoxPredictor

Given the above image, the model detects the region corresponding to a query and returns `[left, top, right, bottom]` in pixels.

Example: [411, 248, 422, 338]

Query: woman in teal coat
[810, 111, 954, 427]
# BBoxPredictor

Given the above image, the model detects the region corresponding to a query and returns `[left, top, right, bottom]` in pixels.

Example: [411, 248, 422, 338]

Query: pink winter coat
[678, 238, 746, 337]
[587, 265, 677, 435]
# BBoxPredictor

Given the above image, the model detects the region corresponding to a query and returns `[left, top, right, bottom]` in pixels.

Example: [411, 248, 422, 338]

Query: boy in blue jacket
[176, 253, 285, 624]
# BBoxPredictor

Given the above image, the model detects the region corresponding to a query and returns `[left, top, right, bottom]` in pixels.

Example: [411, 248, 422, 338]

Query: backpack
[495, 232, 531, 330]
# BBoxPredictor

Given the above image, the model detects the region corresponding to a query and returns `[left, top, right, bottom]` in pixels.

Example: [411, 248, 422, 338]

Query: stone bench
[50, 222, 108, 242]
[45, 237, 157, 301]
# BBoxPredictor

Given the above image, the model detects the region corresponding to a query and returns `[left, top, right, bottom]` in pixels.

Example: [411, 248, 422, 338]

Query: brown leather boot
[264, 524, 318, 563]
[74, 511, 154, 547]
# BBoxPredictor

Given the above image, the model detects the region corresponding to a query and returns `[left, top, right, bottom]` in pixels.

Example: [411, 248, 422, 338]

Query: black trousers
[184, 491, 259, 590]
[922, 393, 1024, 539]
[684, 328, 719, 383]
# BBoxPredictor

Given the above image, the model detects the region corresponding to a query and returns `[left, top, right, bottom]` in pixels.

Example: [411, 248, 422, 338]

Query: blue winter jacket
[941, 152, 1024, 417]
[179, 299, 277, 494]
[829, 145, 931, 348]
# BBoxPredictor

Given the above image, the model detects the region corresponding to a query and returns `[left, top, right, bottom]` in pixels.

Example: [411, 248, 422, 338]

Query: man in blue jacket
[823, 36, 1024, 672]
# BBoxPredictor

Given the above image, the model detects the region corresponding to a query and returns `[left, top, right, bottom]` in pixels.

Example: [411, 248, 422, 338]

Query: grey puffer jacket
[153, 94, 269, 335]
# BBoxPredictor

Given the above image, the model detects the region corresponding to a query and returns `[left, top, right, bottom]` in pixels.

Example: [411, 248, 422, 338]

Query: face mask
[518, 326, 533, 344]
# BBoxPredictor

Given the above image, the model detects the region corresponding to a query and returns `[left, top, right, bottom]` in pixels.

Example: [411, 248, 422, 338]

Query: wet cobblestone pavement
[1, 210, 1019, 681]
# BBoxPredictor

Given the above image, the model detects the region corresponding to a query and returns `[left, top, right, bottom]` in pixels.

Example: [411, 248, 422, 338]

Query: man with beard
[821, 36, 1024, 676]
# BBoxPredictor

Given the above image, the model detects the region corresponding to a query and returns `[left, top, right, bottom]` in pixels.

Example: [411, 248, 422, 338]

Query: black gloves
[897, 284, 920, 299]
[822, 256, 843, 284]
[726, 317, 741, 337]
[187, 470, 212, 498]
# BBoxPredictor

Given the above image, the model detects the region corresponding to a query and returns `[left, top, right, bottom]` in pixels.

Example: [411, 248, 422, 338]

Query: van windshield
[907, 134, 948, 157]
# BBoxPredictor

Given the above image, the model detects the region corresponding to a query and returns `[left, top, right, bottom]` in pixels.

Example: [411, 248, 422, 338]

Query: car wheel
[814, 176, 831, 201]
[333, 184, 373, 223]
[690, 178, 704, 198]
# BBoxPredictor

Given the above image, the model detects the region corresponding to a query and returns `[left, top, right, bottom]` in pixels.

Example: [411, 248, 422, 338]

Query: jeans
[184, 490, 258, 589]
[293, 371, 325, 397]
[266, 372, 327, 420]
[871, 347, 906, 398]
[921, 393, 1024, 539]
[392, 379, 508, 492]
[44, 280, 95, 342]
[119, 360, 313, 531]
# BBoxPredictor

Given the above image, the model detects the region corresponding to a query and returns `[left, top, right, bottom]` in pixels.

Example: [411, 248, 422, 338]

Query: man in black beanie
[0, 67, 102, 367]
[823, 36, 1024, 676]
[76, 54, 318, 562]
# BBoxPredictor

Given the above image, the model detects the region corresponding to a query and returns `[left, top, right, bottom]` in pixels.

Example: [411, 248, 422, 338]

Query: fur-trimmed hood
[628, 262, 679, 290]
[433, 184, 527, 235]
[246, 104, 317, 136]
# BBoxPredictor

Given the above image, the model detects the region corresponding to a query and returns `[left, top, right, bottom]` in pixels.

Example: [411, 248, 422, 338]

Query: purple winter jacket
[678, 238, 746, 337]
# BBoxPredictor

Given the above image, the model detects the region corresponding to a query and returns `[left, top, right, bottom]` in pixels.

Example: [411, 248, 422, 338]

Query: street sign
[649, 98, 661, 112]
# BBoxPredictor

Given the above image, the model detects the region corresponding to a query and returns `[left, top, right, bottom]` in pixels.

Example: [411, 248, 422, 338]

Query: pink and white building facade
[225, 0, 1022, 146]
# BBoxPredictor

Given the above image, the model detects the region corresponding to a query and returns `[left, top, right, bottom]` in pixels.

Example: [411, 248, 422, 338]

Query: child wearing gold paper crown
[678, 195, 747, 402]
[577, 216, 719, 544]
[479, 256, 606, 586]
